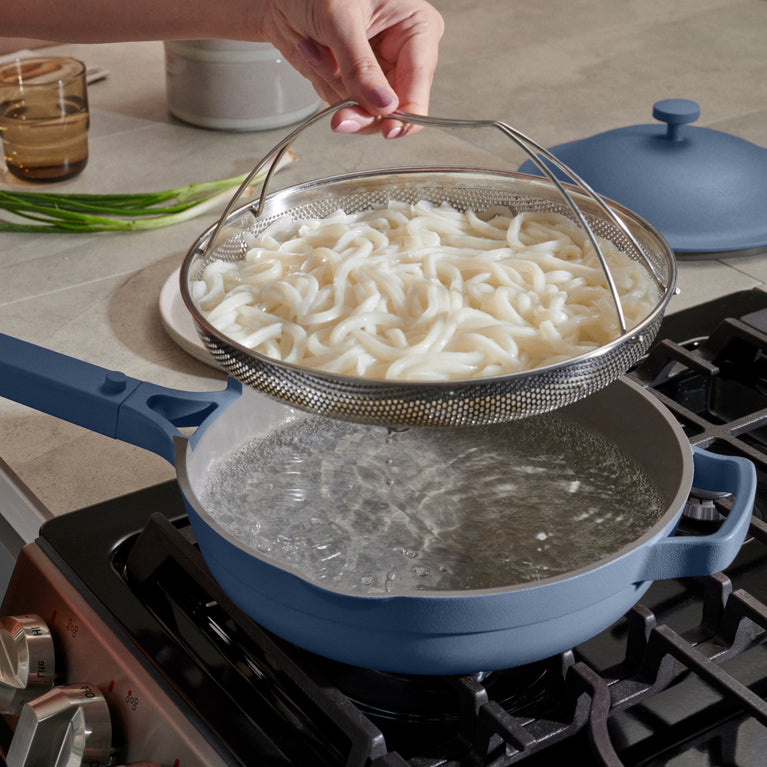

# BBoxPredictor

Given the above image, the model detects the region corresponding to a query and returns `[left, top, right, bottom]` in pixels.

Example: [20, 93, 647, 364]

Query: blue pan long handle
[0, 333, 242, 465]
[640, 447, 756, 581]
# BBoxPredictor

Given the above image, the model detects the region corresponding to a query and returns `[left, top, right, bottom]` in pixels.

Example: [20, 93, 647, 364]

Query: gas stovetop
[8, 289, 767, 766]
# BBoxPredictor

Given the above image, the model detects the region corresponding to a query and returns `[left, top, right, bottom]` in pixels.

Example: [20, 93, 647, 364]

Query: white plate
[159, 268, 222, 370]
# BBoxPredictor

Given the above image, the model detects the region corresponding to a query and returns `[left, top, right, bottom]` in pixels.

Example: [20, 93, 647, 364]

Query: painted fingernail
[298, 39, 323, 66]
[384, 123, 408, 139]
[367, 87, 397, 110]
[335, 119, 361, 134]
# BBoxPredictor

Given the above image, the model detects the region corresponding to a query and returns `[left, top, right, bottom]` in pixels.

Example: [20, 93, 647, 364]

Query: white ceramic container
[164, 40, 321, 131]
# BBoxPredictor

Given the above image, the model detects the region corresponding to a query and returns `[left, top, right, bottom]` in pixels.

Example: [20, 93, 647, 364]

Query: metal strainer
[180, 102, 676, 427]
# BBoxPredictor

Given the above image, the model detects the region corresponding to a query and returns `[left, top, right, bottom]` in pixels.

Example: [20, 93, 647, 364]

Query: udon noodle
[192, 201, 658, 381]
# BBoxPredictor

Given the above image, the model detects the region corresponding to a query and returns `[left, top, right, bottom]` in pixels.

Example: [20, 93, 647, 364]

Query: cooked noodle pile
[192, 201, 657, 381]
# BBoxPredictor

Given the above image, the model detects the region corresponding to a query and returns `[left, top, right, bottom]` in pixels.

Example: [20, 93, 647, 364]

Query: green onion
[0, 151, 295, 233]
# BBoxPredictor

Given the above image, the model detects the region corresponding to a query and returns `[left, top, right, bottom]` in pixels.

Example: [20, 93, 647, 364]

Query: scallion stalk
[0, 152, 295, 233]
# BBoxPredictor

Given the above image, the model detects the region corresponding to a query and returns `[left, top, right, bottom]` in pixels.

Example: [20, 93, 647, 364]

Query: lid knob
[652, 98, 701, 141]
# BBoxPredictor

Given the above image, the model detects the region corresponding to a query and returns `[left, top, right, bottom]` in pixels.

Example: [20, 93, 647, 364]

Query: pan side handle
[0, 333, 241, 466]
[118, 378, 242, 464]
[639, 448, 756, 581]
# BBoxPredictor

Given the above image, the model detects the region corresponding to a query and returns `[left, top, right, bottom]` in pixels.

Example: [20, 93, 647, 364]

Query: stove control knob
[0, 614, 55, 715]
[5, 683, 112, 767]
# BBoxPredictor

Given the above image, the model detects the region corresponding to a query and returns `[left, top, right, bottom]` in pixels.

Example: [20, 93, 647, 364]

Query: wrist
[238, 0, 271, 43]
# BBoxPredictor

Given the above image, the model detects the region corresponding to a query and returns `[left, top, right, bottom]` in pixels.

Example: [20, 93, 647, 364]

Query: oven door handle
[0, 332, 242, 464]
[639, 447, 756, 582]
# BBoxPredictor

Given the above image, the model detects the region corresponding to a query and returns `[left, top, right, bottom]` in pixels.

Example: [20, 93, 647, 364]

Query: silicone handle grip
[640, 447, 756, 581]
[0, 333, 241, 464]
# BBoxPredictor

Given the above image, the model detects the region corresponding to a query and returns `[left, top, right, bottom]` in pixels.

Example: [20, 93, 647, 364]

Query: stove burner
[315, 658, 557, 759]
[683, 488, 731, 522]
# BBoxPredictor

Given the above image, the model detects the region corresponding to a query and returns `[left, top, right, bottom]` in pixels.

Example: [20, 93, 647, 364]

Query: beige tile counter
[1, 0, 766, 517]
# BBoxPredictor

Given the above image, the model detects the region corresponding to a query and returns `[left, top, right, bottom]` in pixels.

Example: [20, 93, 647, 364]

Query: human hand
[257, 0, 444, 137]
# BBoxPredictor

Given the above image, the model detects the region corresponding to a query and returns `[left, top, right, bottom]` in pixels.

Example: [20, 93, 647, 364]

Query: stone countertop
[1, 0, 766, 516]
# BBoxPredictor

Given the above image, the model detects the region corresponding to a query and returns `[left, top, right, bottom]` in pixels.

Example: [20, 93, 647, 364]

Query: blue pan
[0, 333, 756, 675]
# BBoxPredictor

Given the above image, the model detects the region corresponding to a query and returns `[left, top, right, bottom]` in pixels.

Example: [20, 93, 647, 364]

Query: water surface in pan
[200, 414, 664, 593]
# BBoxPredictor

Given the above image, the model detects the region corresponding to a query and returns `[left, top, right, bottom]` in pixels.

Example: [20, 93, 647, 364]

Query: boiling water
[201, 415, 665, 593]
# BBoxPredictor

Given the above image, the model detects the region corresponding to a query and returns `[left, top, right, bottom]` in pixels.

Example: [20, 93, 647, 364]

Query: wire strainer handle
[207, 101, 666, 334]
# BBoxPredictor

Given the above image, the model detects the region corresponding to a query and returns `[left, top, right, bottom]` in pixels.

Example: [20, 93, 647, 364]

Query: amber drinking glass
[0, 57, 89, 182]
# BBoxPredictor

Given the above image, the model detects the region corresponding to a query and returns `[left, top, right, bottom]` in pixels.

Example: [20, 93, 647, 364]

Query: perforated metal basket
[180, 104, 676, 427]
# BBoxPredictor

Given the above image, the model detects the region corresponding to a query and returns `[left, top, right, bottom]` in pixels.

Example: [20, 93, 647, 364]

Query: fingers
[381, 9, 444, 119]
[296, 29, 404, 137]
[264, 0, 443, 138]
[294, 33, 400, 136]
[318, 9, 400, 119]
[330, 105, 408, 138]
[337, 2, 443, 138]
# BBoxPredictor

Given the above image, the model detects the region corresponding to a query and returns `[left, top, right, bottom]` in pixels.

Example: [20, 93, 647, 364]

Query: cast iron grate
[122, 511, 767, 767]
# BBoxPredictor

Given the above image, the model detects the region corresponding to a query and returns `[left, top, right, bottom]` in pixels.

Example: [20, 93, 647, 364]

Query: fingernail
[298, 39, 323, 66]
[384, 123, 408, 139]
[367, 86, 397, 110]
[335, 119, 361, 134]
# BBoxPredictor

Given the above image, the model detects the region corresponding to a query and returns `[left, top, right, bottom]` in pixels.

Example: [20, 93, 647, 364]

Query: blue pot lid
[518, 99, 767, 254]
